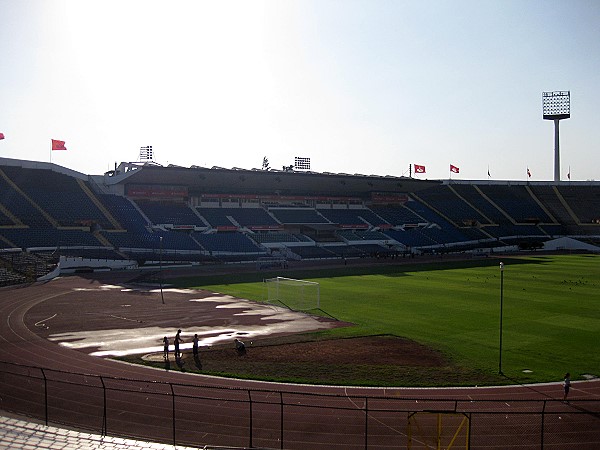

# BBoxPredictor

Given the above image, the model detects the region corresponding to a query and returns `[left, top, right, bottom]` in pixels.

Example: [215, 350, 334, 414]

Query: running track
[1, 275, 599, 449]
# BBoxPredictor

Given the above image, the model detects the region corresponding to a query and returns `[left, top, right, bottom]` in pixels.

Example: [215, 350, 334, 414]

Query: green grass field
[173, 254, 600, 385]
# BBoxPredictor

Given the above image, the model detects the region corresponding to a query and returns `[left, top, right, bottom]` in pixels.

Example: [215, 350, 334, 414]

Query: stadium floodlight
[542, 91, 570, 183]
[140, 145, 153, 161]
[294, 157, 311, 170]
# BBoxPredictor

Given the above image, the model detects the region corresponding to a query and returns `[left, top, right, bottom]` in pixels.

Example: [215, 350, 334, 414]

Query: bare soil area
[141, 335, 497, 387]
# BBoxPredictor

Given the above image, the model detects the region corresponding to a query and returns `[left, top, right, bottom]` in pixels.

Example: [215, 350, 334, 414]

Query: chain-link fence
[0, 361, 598, 449]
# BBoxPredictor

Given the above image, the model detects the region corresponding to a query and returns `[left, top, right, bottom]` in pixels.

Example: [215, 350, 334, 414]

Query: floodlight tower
[542, 91, 570, 182]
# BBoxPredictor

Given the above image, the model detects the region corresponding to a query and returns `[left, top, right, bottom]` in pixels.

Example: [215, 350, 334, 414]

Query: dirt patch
[219, 335, 447, 366]
[135, 335, 497, 386]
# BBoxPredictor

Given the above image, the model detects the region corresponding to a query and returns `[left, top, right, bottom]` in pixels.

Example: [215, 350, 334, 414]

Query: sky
[1, 0, 599, 181]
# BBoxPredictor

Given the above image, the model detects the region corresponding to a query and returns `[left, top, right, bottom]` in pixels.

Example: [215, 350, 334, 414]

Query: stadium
[1, 155, 599, 449]
[1, 155, 599, 279]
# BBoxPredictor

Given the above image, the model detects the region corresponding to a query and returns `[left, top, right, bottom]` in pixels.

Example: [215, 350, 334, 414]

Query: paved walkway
[0, 413, 204, 450]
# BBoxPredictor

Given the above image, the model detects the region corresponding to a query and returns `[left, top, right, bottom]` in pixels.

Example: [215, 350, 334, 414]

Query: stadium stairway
[91, 230, 131, 260]
[525, 185, 559, 224]
[409, 191, 461, 228]
[553, 185, 583, 225]
[76, 178, 124, 230]
[473, 185, 517, 224]
[0, 202, 24, 227]
[0, 233, 18, 248]
[0, 168, 60, 228]
[447, 184, 495, 224]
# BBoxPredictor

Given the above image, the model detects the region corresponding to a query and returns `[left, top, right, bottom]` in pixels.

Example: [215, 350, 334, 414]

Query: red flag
[414, 164, 426, 174]
[450, 164, 459, 173]
[0, 132, 5, 140]
[527, 167, 531, 178]
[52, 139, 67, 151]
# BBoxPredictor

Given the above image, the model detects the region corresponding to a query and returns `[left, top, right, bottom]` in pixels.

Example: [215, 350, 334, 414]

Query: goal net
[265, 277, 320, 312]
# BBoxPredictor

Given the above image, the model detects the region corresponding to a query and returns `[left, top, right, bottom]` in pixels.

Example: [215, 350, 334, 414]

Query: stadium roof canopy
[102, 162, 441, 197]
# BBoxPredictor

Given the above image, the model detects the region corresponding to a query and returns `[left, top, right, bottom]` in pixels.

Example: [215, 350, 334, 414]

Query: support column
[554, 119, 561, 183]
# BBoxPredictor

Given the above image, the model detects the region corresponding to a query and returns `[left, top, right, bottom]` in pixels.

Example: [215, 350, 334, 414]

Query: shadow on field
[378, 256, 544, 278]
[160, 255, 553, 287]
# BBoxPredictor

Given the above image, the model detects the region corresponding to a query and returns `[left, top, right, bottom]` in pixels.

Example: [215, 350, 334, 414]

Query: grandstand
[0, 156, 599, 283]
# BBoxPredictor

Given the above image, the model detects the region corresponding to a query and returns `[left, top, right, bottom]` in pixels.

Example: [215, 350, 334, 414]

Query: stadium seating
[317, 208, 387, 227]
[197, 207, 279, 228]
[0, 210, 14, 226]
[528, 185, 573, 225]
[193, 232, 266, 254]
[556, 185, 600, 224]
[384, 228, 437, 247]
[135, 201, 205, 227]
[476, 185, 553, 223]
[0, 228, 103, 249]
[98, 194, 149, 232]
[0, 157, 599, 285]
[269, 208, 330, 224]
[0, 170, 53, 228]
[1, 166, 116, 229]
[250, 232, 303, 244]
[449, 184, 509, 224]
[0, 267, 27, 286]
[287, 246, 337, 259]
[100, 229, 201, 252]
[370, 205, 424, 225]
[413, 185, 490, 225]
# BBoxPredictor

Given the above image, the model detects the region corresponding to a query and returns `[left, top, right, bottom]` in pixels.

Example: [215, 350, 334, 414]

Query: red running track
[1, 276, 599, 449]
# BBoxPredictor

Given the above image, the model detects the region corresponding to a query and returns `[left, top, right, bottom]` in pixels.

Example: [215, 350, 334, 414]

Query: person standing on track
[563, 372, 571, 402]
[192, 334, 199, 358]
[174, 329, 184, 361]
[163, 336, 169, 360]
[192, 333, 202, 369]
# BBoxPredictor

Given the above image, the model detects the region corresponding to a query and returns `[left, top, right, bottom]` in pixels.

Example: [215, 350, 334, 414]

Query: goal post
[264, 276, 320, 312]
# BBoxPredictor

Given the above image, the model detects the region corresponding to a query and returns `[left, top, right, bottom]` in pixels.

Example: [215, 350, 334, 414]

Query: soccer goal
[264, 277, 320, 312]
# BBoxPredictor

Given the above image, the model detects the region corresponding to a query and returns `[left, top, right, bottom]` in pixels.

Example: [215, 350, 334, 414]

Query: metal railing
[0, 361, 598, 449]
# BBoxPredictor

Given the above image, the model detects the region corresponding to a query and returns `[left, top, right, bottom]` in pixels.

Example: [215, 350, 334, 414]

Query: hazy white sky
[1, 0, 599, 181]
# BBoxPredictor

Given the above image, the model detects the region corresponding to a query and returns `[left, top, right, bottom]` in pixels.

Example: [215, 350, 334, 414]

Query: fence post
[248, 390, 253, 449]
[541, 400, 547, 449]
[280, 391, 284, 449]
[170, 383, 176, 446]
[100, 376, 107, 436]
[468, 412, 472, 448]
[40, 368, 48, 426]
[364, 397, 368, 450]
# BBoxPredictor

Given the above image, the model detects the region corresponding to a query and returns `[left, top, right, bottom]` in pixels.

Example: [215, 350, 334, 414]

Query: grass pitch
[173, 254, 600, 385]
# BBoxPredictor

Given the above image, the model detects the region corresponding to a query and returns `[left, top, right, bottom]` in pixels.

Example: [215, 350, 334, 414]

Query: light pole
[542, 91, 570, 183]
[499, 261, 504, 375]
[159, 236, 165, 304]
